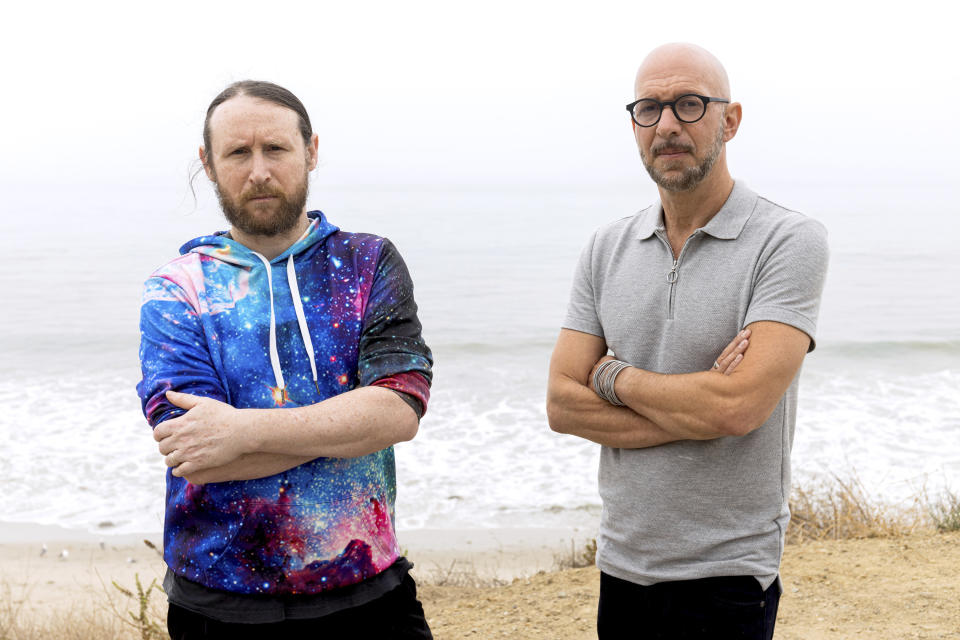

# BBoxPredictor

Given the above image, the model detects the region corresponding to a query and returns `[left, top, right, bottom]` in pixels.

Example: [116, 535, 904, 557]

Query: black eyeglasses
[625, 94, 730, 127]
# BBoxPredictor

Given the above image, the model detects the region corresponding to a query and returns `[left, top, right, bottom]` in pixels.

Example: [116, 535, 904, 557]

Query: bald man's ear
[722, 102, 742, 142]
[199, 146, 216, 181]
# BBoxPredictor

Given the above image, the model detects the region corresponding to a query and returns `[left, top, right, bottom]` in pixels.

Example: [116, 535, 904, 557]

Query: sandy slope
[2, 527, 958, 638]
[420, 532, 960, 639]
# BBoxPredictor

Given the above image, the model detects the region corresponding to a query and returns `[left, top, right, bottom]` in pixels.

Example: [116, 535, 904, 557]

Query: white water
[1, 183, 957, 535]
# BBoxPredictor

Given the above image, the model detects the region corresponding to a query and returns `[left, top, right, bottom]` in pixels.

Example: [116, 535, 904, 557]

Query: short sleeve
[562, 231, 605, 337]
[743, 217, 830, 351]
[357, 240, 433, 414]
[137, 275, 228, 426]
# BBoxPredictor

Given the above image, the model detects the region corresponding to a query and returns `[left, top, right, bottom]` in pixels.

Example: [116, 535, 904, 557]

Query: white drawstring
[251, 251, 321, 399]
[252, 252, 286, 393]
[287, 255, 320, 394]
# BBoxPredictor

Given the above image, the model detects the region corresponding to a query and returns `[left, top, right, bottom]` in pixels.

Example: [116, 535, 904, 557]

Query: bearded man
[547, 44, 829, 639]
[137, 81, 433, 639]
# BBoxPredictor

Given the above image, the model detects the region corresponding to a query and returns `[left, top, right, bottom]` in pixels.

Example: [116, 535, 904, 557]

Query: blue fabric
[137, 211, 432, 595]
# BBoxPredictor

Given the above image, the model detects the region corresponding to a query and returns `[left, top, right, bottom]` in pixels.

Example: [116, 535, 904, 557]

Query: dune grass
[106, 574, 166, 640]
[418, 558, 510, 588]
[0, 583, 129, 640]
[0, 547, 166, 640]
[549, 474, 945, 568]
[929, 488, 960, 533]
[785, 474, 932, 543]
[553, 538, 598, 571]
[0, 477, 956, 639]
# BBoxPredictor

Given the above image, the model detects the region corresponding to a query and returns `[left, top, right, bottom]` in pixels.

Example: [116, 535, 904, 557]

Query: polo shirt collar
[701, 181, 756, 239]
[635, 204, 662, 239]
[636, 181, 757, 240]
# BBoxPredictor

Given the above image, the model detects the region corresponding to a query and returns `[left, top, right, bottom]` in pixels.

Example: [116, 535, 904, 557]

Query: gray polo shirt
[563, 181, 828, 589]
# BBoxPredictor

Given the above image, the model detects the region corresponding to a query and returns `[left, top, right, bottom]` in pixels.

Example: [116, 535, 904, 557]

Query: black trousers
[166, 573, 432, 639]
[598, 572, 780, 639]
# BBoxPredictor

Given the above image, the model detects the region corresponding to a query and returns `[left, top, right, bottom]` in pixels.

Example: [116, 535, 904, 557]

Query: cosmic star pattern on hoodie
[137, 211, 432, 595]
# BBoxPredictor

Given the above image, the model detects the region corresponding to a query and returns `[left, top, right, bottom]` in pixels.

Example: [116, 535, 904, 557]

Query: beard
[640, 121, 725, 192]
[214, 169, 309, 237]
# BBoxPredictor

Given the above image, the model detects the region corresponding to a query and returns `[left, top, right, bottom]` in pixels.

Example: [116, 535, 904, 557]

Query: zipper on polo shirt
[655, 229, 702, 320]
[667, 259, 679, 318]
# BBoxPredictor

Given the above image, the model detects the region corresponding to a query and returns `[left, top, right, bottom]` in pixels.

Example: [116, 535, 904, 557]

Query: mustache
[240, 184, 285, 203]
[651, 143, 694, 156]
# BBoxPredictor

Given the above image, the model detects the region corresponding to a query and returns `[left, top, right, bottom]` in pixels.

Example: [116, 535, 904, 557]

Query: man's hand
[613, 321, 810, 438]
[588, 329, 751, 392]
[152, 386, 420, 483]
[153, 391, 250, 478]
[709, 328, 751, 375]
[548, 328, 749, 449]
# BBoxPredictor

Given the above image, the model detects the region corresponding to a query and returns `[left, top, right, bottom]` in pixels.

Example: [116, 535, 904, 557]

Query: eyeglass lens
[632, 95, 706, 126]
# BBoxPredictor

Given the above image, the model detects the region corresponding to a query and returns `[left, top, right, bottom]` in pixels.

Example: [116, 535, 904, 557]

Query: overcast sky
[3, 0, 957, 203]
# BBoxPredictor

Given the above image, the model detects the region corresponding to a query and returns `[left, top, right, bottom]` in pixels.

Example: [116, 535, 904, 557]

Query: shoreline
[0, 521, 160, 545]
[401, 526, 597, 583]
[0, 519, 597, 619]
[0, 520, 597, 576]
[3, 526, 958, 638]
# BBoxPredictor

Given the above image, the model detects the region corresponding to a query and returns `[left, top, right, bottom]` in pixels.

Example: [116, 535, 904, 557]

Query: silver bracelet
[591, 360, 616, 399]
[592, 359, 631, 406]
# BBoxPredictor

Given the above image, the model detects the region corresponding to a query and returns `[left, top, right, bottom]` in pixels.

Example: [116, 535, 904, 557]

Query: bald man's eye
[675, 96, 707, 120]
[632, 100, 661, 125]
[636, 101, 658, 116]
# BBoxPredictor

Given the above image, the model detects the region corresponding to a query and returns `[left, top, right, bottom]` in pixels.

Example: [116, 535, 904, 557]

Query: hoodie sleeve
[358, 239, 433, 416]
[137, 274, 228, 427]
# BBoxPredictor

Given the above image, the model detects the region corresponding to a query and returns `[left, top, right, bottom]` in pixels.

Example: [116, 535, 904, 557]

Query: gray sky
[4, 0, 957, 200]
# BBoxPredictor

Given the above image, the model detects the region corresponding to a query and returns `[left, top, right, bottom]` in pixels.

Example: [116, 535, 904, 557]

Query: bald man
[547, 44, 829, 638]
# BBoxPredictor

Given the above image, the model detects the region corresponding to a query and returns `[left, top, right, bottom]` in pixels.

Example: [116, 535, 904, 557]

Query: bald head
[629, 43, 742, 197]
[634, 43, 730, 100]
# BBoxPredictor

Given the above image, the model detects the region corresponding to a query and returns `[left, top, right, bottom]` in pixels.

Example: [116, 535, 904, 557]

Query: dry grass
[0, 537, 166, 640]
[786, 474, 932, 543]
[929, 488, 960, 532]
[2, 478, 957, 638]
[416, 559, 509, 588]
[553, 538, 597, 571]
[104, 574, 166, 640]
[0, 594, 128, 640]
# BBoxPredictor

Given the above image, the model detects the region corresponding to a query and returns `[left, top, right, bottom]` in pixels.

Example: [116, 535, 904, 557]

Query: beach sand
[421, 532, 960, 639]
[2, 522, 958, 638]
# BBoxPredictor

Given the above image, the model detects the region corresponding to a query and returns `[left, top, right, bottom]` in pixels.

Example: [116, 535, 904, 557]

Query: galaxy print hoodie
[137, 211, 432, 595]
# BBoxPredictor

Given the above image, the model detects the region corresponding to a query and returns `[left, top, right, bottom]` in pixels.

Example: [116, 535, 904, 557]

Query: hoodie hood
[179, 210, 340, 267]
[177, 210, 339, 401]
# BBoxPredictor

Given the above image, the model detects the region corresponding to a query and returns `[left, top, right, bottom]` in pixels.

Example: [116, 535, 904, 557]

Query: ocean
[1, 181, 957, 535]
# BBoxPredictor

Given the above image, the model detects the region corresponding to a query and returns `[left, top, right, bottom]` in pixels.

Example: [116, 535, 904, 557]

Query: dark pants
[167, 573, 432, 639]
[598, 572, 780, 639]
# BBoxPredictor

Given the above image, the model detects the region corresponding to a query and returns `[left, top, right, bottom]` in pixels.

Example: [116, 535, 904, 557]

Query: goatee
[215, 175, 309, 237]
[641, 123, 725, 192]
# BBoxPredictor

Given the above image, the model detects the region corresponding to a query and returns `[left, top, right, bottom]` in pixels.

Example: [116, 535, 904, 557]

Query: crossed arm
[546, 321, 810, 448]
[153, 387, 418, 485]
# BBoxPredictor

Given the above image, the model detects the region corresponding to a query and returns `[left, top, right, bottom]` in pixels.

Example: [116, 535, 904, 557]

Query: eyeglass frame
[625, 94, 730, 128]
